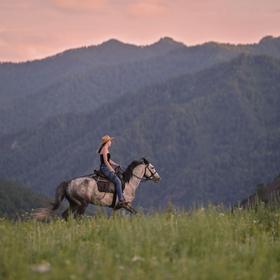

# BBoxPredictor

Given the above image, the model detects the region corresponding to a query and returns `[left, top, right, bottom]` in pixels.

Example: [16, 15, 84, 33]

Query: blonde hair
[96, 135, 114, 153]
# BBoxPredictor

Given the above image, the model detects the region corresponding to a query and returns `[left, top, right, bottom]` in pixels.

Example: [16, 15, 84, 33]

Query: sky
[0, 0, 280, 62]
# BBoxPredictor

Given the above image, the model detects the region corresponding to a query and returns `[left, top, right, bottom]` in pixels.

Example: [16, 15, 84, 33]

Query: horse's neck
[124, 164, 145, 199]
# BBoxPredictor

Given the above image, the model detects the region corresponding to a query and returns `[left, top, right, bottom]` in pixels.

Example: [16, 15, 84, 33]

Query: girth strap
[110, 192, 117, 208]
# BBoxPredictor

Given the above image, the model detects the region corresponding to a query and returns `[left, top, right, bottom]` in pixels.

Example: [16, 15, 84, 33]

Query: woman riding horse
[97, 135, 128, 207]
[32, 156, 161, 220]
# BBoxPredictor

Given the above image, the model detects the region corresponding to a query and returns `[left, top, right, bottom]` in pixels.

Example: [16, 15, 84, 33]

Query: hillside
[240, 173, 280, 208]
[1, 36, 280, 134]
[1, 54, 280, 208]
[0, 180, 49, 217]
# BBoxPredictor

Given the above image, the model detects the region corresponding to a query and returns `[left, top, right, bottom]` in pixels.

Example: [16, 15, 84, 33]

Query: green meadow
[1, 206, 280, 280]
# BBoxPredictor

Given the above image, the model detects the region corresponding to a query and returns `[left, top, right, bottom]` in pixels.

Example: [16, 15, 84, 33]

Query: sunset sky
[0, 0, 280, 62]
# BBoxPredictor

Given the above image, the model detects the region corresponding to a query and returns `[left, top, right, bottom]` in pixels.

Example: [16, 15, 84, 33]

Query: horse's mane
[123, 159, 145, 183]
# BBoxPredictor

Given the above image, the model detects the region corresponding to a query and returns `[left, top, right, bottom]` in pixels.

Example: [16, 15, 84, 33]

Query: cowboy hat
[101, 135, 114, 144]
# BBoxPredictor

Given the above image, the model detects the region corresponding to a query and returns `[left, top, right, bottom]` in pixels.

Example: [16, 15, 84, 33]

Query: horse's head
[142, 157, 161, 183]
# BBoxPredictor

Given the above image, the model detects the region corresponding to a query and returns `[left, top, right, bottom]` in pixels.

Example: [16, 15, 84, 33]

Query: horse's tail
[51, 181, 68, 210]
[32, 181, 68, 221]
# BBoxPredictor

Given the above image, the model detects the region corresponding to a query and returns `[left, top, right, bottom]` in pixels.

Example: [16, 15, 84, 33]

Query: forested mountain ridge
[240, 173, 280, 208]
[1, 54, 280, 208]
[0, 179, 49, 217]
[1, 36, 280, 135]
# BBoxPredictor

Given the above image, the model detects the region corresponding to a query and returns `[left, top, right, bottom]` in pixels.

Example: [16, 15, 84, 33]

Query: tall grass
[1, 205, 280, 280]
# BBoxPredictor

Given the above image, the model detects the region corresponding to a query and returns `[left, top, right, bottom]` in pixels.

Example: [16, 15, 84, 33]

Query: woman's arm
[109, 159, 120, 167]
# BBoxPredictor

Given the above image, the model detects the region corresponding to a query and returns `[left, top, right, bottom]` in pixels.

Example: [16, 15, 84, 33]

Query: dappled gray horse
[33, 158, 160, 220]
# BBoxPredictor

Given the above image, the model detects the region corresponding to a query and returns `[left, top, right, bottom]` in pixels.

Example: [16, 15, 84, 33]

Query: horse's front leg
[118, 203, 137, 214]
[112, 208, 119, 217]
[76, 202, 88, 218]
[111, 204, 137, 215]
[126, 203, 137, 214]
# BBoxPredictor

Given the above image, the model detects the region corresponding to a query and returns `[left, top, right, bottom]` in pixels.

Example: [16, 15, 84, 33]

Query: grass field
[1, 205, 280, 280]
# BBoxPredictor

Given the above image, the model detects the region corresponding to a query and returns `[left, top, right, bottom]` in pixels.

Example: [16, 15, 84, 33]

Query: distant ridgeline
[0, 180, 49, 218]
[240, 174, 280, 208]
[1, 36, 280, 209]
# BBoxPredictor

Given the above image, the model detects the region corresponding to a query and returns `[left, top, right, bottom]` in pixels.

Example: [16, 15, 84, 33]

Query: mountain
[1, 36, 280, 135]
[0, 37, 183, 109]
[0, 179, 49, 218]
[147, 37, 186, 52]
[1, 54, 280, 209]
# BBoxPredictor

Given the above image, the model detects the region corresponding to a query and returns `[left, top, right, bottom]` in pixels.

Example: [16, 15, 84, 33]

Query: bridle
[132, 163, 158, 182]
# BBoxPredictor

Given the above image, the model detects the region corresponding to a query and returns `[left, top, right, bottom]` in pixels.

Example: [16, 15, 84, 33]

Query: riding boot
[118, 198, 129, 207]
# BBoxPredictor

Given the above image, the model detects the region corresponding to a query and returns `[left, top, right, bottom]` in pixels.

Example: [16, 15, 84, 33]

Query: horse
[32, 158, 160, 220]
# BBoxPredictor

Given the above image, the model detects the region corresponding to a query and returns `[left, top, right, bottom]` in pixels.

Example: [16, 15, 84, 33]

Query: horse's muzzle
[154, 176, 161, 183]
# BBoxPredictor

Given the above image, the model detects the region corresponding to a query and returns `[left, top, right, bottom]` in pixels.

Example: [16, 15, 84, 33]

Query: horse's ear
[142, 157, 149, 164]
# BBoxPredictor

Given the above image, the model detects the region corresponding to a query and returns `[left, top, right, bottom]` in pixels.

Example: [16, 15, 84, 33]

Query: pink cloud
[50, 0, 107, 12]
[127, 0, 168, 17]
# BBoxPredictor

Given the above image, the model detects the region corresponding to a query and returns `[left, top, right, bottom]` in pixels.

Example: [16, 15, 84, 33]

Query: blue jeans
[100, 163, 124, 201]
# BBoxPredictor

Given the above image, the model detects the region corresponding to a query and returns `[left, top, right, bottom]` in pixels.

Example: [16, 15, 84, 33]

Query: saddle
[91, 168, 125, 194]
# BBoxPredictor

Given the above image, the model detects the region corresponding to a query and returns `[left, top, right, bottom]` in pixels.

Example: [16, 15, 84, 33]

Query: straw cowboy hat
[96, 135, 114, 153]
[101, 135, 114, 145]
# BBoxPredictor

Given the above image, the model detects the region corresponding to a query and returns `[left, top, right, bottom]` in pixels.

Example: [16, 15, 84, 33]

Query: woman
[97, 135, 127, 206]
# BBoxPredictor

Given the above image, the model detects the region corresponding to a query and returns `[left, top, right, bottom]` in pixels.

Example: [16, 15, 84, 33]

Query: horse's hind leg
[75, 201, 88, 217]
[61, 208, 69, 220]
[62, 201, 79, 220]
[76, 205, 87, 217]
[62, 207, 71, 220]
